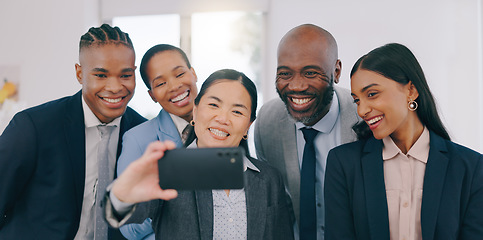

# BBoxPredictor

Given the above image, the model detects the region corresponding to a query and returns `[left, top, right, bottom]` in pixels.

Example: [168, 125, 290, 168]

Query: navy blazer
[325, 131, 483, 240]
[0, 91, 146, 239]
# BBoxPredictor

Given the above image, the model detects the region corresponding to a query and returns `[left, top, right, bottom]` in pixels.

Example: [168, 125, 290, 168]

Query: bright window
[112, 12, 262, 120]
[191, 11, 262, 98]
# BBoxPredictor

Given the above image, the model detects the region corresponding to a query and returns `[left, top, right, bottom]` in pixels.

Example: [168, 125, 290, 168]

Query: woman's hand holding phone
[112, 140, 179, 204]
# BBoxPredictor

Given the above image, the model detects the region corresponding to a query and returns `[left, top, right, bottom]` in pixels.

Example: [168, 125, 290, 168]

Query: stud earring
[190, 120, 195, 126]
[408, 99, 418, 111]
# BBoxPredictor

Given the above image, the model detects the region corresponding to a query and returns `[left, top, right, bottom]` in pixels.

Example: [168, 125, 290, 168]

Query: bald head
[278, 24, 338, 63]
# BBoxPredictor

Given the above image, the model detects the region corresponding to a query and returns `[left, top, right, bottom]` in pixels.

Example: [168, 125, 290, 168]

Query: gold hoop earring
[408, 99, 418, 111]
[190, 120, 195, 126]
[242, 135, 248, 140]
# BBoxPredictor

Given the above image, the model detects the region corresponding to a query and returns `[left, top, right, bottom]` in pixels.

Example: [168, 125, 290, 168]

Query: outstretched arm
[112, 140, 178, 204]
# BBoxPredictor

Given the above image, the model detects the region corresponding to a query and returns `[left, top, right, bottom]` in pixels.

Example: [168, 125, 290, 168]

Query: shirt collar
[187, 141, 260, 172]
[382, 126, 430, 163]
[169, 113, 189, 135]
[295, 92, 340, 133]
[82, 96, 121, 128]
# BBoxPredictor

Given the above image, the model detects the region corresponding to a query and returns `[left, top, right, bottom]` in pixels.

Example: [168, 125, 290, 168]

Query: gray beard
[292, 85, 334, 125]
[276, 74, 336, 125]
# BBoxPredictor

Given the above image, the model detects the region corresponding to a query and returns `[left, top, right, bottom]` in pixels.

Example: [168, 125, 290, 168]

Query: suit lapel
[195, 190, 214, 240]
[279, 112, 301, 223]
[420, 132, 449, 240]
[361, 138, 390, 239]
[156, 110, 183, 147]
[334, 86, 359, 143]
[117, 109, 132, 158]
[245, 169, 267, 239]
[63, 92, 86, 214]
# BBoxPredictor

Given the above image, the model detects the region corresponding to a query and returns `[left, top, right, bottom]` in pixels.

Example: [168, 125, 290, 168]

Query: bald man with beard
[254, 24, 359, 239]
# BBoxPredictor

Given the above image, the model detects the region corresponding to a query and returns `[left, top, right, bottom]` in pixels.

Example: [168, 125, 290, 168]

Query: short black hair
[79, 24, 133, 52]
[350, 43, 450, 140]
[139, 44, 191, 90]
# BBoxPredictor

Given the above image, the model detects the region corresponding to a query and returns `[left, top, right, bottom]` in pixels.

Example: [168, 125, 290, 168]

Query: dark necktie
[181, 124, 195, 146]
[95, 125, 115, 240]
[181, 124, 192, 144]
[300, 127, 318, 240]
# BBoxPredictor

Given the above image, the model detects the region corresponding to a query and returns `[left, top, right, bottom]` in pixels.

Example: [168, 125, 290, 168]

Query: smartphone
[158, 147, 245, 190]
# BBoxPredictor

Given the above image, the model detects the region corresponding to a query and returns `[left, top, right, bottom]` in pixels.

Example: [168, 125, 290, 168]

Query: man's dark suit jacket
[0, 91, 146, 239]
[324, 130, 483, 240]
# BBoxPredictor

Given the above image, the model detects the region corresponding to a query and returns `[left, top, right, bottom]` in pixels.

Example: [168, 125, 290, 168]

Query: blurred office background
[0, 0, 482, 153]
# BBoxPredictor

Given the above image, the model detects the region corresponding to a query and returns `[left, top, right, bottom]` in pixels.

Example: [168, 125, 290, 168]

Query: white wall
[0, 0, 100, 106]
[1, 0, 482, 152]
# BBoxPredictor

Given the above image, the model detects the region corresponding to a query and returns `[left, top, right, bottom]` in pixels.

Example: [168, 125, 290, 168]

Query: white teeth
[209, 128, 229, 137]
[103, 97, 122, 103]
[367, 116, 383, 125]
[291, 97, 312, 105]
[171, 91, 189, 103]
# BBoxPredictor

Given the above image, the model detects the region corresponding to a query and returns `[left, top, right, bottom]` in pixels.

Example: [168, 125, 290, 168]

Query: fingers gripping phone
[158, 147, 245, 190]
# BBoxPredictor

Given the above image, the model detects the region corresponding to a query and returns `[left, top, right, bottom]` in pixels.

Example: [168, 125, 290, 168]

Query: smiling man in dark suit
[0, 24, 146, 239]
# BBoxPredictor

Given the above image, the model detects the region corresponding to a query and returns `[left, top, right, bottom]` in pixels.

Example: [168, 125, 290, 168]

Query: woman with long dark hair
[325, 43, 483, 239]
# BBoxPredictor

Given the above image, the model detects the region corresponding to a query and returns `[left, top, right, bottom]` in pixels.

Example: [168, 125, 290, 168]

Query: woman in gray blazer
[105, 69, 295, 240]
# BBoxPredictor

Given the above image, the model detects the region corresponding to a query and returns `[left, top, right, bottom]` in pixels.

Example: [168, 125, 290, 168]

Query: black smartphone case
[158, 147, 245, 190]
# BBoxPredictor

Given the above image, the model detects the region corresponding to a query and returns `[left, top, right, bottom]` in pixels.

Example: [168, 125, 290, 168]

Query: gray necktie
[181, 124, 193, 144]
[95, 125, 115, 240]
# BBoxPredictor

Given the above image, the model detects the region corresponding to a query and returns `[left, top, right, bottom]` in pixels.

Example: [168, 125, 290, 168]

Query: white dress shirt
[168, 113, 189, 137]
[74, 97, 121, 240]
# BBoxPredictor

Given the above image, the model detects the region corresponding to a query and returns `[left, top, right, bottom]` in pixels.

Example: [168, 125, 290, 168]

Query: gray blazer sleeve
[103, 191, 159, 229]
